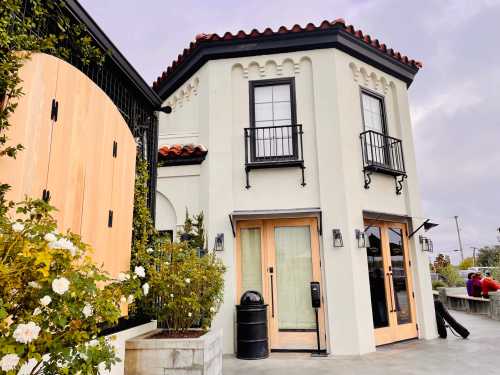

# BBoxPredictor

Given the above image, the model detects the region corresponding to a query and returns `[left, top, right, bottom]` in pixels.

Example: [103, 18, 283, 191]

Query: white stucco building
[153, 18, 437, 356]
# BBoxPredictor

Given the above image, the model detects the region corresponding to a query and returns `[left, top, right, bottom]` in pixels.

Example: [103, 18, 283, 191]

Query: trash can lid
[240, 290, 264, 305]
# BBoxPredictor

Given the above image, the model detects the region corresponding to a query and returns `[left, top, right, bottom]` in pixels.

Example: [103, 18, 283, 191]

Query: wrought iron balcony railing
[360, 130, 407, 194]
[244, 124, 305, 188]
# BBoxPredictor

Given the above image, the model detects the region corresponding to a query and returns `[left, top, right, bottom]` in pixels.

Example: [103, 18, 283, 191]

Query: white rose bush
[0, 199, 144, 374]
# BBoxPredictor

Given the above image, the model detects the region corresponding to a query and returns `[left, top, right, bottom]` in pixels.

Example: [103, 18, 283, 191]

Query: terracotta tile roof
[158, 144, 208, 166]
[153, 18, 422, 93]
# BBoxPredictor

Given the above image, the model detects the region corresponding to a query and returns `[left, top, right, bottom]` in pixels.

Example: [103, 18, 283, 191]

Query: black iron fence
[360, 130, 406, 175]
[244, 124, 304, 165]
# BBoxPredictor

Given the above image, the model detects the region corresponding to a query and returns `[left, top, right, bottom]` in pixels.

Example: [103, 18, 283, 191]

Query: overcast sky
[80, 0, 500, 264]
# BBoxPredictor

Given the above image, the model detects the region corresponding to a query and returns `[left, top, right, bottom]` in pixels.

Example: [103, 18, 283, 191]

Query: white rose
[28, 281, 41, 289]
[134, 266, 145, 278]
[40, 295, 52, 306]
[185, 278, 191, 284]
[142, 283, 149, 296]
[117, 272, 129, 282]
[13, 322, 41, 344]
[52, 277, 70, 295]
[82, 303, 93, 318]
[0, 354, 19, 372]
[127, 295, 135, 304]
[44, 232, 57, 242]
[12, 222, 24, 232]
[49, 238, 77, 256]
[18, 358, 38, 375]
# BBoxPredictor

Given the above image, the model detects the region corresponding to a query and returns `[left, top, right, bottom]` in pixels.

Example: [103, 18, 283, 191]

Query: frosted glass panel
[254, 86, 272, 103]
[272, 84, 290, 102]
[241, 228, 262, 295]
[275, 226, 316, 330]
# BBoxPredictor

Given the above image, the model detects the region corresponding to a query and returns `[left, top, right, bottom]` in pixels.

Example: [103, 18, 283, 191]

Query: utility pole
[454, 215, 464, 262]
[470, 247, 478, 268]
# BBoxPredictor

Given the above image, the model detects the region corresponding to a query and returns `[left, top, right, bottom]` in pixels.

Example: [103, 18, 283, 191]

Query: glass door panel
[388, 227, 411, 325]
[240, 228, 263, 295]
[366, 226, 389, 329]
[274, 226, 316, 330]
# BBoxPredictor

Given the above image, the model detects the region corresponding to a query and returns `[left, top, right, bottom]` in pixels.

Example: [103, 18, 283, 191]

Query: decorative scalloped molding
[235, 57, 305, 79]
[349, 62, 391, 94]
[165, 77, 199, 110]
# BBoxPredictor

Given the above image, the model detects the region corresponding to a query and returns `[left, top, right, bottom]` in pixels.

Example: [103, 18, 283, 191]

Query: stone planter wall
[125, 329, 222, 375]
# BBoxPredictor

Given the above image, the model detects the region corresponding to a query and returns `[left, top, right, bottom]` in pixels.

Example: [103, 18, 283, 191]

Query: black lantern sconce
[419, 236, 433, 252]
[332, 229, 344, 248]
[355, 229, 367, 248]
[214, 233, 224, 251]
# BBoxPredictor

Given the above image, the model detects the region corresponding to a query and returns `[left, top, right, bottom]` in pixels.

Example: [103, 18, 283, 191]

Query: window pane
[241, 228, 263, 296]
[275, 226, 316, 330]
[362, 93, 384, 133]
[254, 86, 272, 103]
[272, 84, 290, 102]
[389, 228, 412, 325]
[255, 103, 273, 121]
[273, 101, 291, 121]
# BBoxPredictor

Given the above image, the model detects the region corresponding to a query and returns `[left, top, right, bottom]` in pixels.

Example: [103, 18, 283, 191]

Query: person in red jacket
[481, 273, 500, 298]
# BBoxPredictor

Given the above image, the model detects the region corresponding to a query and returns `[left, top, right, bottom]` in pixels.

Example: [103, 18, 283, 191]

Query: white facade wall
[156, 48, 436, 355]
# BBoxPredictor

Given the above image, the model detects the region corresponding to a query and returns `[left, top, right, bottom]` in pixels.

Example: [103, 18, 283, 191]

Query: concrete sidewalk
[223, 311, 499, 375]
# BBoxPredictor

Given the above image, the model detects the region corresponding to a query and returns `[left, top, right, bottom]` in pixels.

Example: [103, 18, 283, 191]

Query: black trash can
[236, 290, 269, 359]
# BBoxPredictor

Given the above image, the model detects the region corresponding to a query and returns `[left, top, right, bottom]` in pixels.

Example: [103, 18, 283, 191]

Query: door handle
[386, 272, 396, 313]
[269, 269, 275, 318]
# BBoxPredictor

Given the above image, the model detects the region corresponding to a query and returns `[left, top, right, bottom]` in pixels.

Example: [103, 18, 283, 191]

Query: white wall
[156, 47, 436, 355]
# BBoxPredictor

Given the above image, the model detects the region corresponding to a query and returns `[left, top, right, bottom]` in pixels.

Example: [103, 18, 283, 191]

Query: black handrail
[360, 130, 406, 175]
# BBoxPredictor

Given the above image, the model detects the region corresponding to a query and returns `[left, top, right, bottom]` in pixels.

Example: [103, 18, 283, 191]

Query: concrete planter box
[125, 329, 222, 375]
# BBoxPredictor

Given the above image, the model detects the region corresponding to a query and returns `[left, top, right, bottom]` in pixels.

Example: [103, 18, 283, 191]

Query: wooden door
[365, 219, 417, 346]
[236, 218, 325, 351]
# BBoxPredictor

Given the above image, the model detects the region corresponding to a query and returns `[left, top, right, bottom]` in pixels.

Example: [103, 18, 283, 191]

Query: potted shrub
[125, 229, 225, 375]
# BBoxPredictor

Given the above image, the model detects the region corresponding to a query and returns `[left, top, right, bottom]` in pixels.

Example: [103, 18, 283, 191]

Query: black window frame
[248, 77, 298, 162]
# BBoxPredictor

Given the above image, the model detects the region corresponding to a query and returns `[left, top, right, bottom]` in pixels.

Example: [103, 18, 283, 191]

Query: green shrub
[139, 240, 225, 332]
[437, 264, 464, 287]
[432, 280, 448, 290]
[0, 199, 143, 374]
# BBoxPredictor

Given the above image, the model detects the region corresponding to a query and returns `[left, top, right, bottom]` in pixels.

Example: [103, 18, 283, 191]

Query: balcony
[244, 124, 305, 188]
[360, 130, 407, 194]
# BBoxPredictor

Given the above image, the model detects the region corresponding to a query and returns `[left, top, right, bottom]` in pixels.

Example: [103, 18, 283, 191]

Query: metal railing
[360, 130, 406, 175]
[244, 124, 304, 165]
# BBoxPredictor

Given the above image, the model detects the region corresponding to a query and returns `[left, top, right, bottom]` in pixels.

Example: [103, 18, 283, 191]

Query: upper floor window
[361, 90, 386, 134]
[250, 78, 297, 159]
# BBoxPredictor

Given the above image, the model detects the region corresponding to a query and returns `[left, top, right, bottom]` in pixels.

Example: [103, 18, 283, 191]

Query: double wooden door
[237, 218, 325, 351]
[365, 220, 417, 346]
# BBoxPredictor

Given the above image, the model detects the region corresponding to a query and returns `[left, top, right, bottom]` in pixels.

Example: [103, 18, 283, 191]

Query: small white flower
[40, 295, 52, 306]
[210, 307, 216, 313]
[28, 281, 41, 289]
[44, 232, 57, 242]
[79, 352, 88, 361]
[0, 353, 19, 371]
[127, 295, 135, 304]
[49, 238, 77, 256]
[146, 247, 153, 253]
[33, 308, 41, 316]
[13, 322, 41, 344]
[42, 354, 50, 362]
[142, 283, 149, 296]
[97, 362, 107, 374]
[170, 293, 174, 298]
[134, 266, 145, 278]
[165, 261, 170, 266]
[52, 277, 70, 295]
[185, 278, 191, 284]
[12, 222, 24, 232]
[18, 358, 38, 375]
[82, 303, 93, 318]
[188, 312, 192, 317]
[117, 272, 129, 282]
[87, 339, 98, 347]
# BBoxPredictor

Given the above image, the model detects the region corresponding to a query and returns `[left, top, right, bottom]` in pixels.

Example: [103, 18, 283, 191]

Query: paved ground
[223, 311, 500, 375]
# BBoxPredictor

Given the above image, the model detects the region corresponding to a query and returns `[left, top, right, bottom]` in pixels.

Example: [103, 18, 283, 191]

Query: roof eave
[156, 28, 419, 100]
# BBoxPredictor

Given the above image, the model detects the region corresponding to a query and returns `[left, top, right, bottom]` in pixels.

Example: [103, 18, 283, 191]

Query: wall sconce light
[214, 233, 224, 251]
[355, 229, 367, 248]
[419, 236, 433, 252]
[332, 229, 343, 248]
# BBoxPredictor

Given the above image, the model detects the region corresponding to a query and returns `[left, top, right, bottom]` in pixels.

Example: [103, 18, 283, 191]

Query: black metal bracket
[363, 169, 372, 189]
[300, 165, 306, 187]
[394, 175, 407, 195]
[229, 214, 235, 237]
